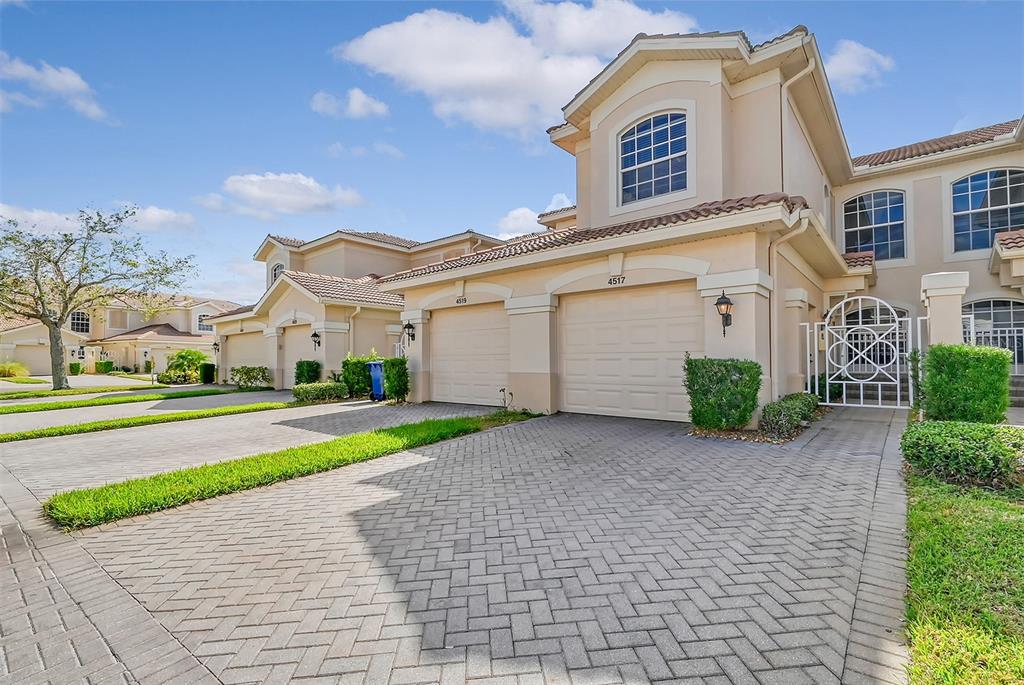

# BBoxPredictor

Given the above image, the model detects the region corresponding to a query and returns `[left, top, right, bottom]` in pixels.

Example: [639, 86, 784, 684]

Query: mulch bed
[688, 406, 831, 444]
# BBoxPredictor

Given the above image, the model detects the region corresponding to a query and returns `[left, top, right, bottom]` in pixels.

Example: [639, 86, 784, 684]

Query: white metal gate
[803, 296, 915, 408]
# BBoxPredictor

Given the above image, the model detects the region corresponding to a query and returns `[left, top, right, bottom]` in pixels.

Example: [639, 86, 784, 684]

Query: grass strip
[906, 473, 1024, 684]
[0, 389, 237, 415]
[44, 410, 535, 529]
[0, 401, 290, 443]
[0, 384, 171, 400]
[0, 376, 49, 385]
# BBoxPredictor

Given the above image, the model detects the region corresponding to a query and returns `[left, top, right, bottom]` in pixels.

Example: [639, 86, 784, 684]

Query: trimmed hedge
[295, 359, 322, 385]
[157, 369, 199, 385]
[230, 366, 272, 390]
[341, 352, 381, 397]
[293, 381, 349, 403]
[923, 344, 1010, 423]
[683, 355, 762, 429]
[94, 360, 114, 374]
[759, 392, 818, 440]
[199, 362, 216, 384]
[69, 362, 84, 375]
[383, 357, 410, 402]
[901, 421, 1023, 485]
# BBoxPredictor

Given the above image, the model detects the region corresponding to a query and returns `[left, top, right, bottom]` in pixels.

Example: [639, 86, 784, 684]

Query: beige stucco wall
[222, 331, 266, 375]
[782, 94, 827, 215]
[727, 82, 782, 199]
[0, 323, 86, 375]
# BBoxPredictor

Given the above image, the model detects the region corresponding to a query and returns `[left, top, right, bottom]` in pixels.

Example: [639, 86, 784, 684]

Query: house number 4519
[607, 276, 626, 285]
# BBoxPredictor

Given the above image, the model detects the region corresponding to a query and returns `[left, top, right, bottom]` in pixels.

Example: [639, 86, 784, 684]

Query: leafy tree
[0, 207, 194, 389]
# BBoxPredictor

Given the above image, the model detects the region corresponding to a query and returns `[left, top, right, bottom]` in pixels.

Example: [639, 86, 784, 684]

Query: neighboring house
[205, 229, 505, 387]
[367, 26, 1023, 419]
[0, 296, 238, 375]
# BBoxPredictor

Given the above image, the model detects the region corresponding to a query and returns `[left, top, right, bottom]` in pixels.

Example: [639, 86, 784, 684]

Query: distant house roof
[852, 119, 1020, 168]
[0, 315, 35, 333]
[284, 271, 405, 308]
[380, 193, 809, 284]
[96, 323, 209, 343]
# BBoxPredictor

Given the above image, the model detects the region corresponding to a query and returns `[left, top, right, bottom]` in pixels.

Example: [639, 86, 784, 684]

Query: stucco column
[215, 335, 227, 383]
[264, 327, 284, 389]
[697, 269, 774, 409]
[506, 294, 558, 414]
[921, 271, 969, 345]
[314, 321, 349, 380]
[401, 310, 430, 403]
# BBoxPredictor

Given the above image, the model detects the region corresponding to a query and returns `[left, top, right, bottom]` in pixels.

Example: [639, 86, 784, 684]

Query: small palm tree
[166, 349, 208, 374]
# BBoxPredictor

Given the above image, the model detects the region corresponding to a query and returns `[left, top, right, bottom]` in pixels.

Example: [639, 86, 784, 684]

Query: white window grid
[619, 112, 687, 205]
[69, 311, 90, 333]
[197, 314, 213, 332]
[843, 191, 906, 261]
[962, 299, 1024, 329]
[952, 169, 1024, 251]
[271, 263, 284, 281]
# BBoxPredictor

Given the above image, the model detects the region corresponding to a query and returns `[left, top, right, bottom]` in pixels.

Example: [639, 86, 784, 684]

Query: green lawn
[0, 388, 236, 415]
[43, 410, 535, 529]
[0, 384, 169, 400]
[0, 376, 49, 385]
[0, 401, 290, 442]
[906, 474, 1024, 684]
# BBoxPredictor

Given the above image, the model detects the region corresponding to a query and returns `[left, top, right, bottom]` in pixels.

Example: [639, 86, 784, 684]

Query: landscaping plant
[901, 421, 1022, 486]
[759, 392, 819, 440]
[383, 357, 410, 402]
[94, 360, 114, 374]
[683, 354, 762, 429]
[68, 362, 83, 375]
[0, 360, 29, 377]
[923, 344, 1011, 423]
[294, 359, 322, 385]
[292, 381, 348, 403]
[341, 350, 381, 397]
[229, 365, 272, 390]
[199, 362, 216, 384]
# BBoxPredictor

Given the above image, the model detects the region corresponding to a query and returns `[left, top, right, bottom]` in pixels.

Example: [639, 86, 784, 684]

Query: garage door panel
[431, 304, 509, 406]
[559, 283, 703, 422]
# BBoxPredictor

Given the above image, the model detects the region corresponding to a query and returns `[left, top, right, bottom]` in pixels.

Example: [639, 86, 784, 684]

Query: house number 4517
[607, 276, 626, 285]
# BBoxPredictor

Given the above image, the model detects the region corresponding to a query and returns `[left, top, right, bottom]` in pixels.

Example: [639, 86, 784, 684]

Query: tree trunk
[46, 322, 71, 390]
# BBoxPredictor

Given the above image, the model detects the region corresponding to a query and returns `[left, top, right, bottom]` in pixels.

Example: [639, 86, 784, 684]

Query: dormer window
[620, 112, 687, 205]
[271, 263, 284, 282]
[197, 314, 213, 332]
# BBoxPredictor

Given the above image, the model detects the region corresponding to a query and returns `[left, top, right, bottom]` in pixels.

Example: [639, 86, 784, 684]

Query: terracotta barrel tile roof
[337, 230, 421, 248]
[538, 204, 577, 219]
[852, 119, 1020, 168]
[995, 229, 1024, 251]
[842, 251, 875, 269]
[379, 193, 808, 284]
[269, 234, 306, 247]
[210, 304, 256, 319]
[0, 315, 35, 333]
[284, 270, 405, 307]
[98, 323, 206, 343]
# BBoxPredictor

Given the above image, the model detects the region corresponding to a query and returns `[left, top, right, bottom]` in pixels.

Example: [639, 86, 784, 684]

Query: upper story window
[843, 191, 905, 260]
[70, 311, 90, 333]
[271, 263, 284, 281]
[953, 169, 1024, 251]
[620, 112, 687, 205]
[108, 309, 127, 329]
[197, 314, 213, 332]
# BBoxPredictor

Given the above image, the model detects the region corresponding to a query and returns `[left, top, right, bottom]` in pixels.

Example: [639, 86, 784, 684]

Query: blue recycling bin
[367, 360, 385, 401]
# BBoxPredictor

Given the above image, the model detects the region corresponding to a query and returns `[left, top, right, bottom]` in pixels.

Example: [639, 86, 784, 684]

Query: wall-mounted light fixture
[310, 331, 321, 350]
[402, 322, 416, 342]
[715, 290, 733, 338]
[212, 341, 220, 354]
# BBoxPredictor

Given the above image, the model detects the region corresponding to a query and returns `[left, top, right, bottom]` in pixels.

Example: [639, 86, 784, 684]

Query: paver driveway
[1, 408, 911, 684]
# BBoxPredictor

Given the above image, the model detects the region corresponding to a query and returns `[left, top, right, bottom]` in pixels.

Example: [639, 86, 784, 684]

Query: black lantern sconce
[310, 331, 321, 350]
[402, 322, 416, 342]
[714, 290, 733, 337]
[212, 341, 220, 354]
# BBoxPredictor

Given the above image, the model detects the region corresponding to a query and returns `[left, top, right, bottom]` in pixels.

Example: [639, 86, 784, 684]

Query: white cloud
[337, 1, 695, 136]
[0, 89, 41, 111]
[0, 203, 75, 233]
[544, 192, 573, 212]
[373, 142, 404, 159]
[0, 50, 109, 121]
[190, 259, 267, 305]
[200, 172, 362, 220]
[824, 39, 895, 95]
[1, 203, 192, 234]
[325, 141, 403, 159]
[496, 207, 542, 239]
[310, 87, 389, 119]
[131, 205, 195, 232]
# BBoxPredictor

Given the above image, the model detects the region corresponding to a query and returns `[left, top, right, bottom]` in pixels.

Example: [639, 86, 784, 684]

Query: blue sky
[2, 0, 1021, 303]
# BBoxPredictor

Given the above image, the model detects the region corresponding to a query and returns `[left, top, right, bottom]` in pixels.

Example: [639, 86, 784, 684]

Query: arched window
[952, 168, 1024, 251]
[843, 191, 905, 260]
[619, 112, 687, 205]
[271, 263, 284, 282]
[962, 299, 1024, 329]
[197, 314, 212, 332]
[69, 311, 90, 333]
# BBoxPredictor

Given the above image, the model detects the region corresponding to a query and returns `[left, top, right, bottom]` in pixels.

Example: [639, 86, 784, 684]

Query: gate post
[921, 272, 969, 345]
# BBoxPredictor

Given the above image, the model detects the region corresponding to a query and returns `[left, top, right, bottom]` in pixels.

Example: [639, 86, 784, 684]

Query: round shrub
[383, 357, 410, 402]
[759, 393, 818, 440]
[901, 421, 1022, 485]
[294, 359, 322, 385]
[683, 354, 762, 429]
[292, 381, 349, 403]
[68, 362, 84, 375]
[923, 344, 1010, 424]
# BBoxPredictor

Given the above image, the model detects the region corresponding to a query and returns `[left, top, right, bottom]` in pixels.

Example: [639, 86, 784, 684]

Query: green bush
[383, 357, 410, 402]
[923, 344, 1011, 423]
[901, 421, 1022, 485]
[166, 349, 208, 376]
[157, 369, 199, 385]
[294, 359, 322, 385]
[341, 351, 381, 397]
[143, 359, 153, 374]
[683, 354, 762, 429]
[199, 362, 216, 384]
[292, 381, 349, 403]
[230, 366, 272, 390]
[94, 360, 114, 374]
[69, 362, 84, 375]
[759, 392, 819, 440]
[815, 373, 843, 403]
[0, 361, 29, 377]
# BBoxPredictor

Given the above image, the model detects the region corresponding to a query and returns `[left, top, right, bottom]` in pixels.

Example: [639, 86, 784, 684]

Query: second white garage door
[431, 303, 510, 406]
[559, 282, 704, 421]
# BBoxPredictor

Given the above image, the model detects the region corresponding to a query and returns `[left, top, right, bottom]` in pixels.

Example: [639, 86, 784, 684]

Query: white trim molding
[417, 281, 514, 310]
[784, 288, 811, 309]
[385, 324, 404, 336]
[697, 269, 775, 298]
[401, 309, 430, 325]
[311, 321, 350, 334]
[272, 310, 316, 328]
[506, 294, 559, 315]
[921, 271, 969, 300]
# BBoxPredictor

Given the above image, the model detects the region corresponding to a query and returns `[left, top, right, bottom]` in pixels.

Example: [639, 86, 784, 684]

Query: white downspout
[768, 214, 809, 399]
[347, 306, 362, 355]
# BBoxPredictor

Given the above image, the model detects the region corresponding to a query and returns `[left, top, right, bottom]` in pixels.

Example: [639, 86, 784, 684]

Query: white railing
[393, 341, 406, 358]
[963, 320, 1024, 366]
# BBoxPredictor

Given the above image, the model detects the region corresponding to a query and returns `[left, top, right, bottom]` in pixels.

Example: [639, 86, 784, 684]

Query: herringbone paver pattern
[69, 410, 908, 684]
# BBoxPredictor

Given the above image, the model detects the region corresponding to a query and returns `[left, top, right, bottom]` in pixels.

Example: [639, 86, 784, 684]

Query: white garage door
[282, 324, 312, 388]
[431, 303, 509, 406]
[559, 282, 703, 421]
